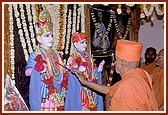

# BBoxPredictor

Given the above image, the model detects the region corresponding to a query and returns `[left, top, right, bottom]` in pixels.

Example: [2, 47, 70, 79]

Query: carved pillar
[85, 4, 91, 55]
[4, 4, 12, 79]
[129, 5, 141, 42]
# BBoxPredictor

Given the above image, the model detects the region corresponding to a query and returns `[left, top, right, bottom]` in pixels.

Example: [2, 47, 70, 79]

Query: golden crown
[36, 7, 53, 37]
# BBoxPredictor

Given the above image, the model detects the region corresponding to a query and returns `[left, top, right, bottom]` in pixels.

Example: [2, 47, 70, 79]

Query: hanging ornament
[126, 6, 131, 14]
[143, 4, 154, 17]
[155, 4, 164, 16]
[117, 4, 122, 14]
[140, 4, 145, 19]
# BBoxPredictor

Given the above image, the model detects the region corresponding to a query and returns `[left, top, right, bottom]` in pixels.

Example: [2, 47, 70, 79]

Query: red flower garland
[34, 54, 47, 72]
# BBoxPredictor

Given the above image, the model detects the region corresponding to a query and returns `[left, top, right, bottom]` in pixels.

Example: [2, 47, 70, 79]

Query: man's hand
[71, 69, 87, 84]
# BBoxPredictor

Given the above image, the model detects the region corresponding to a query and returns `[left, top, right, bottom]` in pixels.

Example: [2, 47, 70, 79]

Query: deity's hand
[98, 60, 105, 72]
[79, 65, 86, 72]
[25, 68, 33, 76]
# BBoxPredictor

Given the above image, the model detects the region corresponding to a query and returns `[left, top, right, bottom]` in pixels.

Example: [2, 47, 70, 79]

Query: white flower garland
[66, 9, 72, 55]
[8, 4, 15, 83]
[80, 4, 85, 33]
[154, 4, 164, 16]
[72, 4, 77, 34]
[20, 4, 33, 58]
[62, 5, 67, 51]
[30, 4, 37, 50]
[25, 4, 34, 54]
[143, 4, 154, 17]
[13, 4, 29, 62]
[77, 5, 81, 31]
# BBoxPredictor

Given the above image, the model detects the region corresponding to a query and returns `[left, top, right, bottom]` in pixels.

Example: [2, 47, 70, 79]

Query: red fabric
[72, 32, 87, 43]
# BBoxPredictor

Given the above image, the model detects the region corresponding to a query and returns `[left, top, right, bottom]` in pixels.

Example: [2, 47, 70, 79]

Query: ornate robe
[25, 48, 68, 111]
[64, 51, 104, 111]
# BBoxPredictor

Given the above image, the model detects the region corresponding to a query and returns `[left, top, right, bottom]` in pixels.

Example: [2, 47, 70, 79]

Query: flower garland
[13, 4, 29, 62]
[66, 8, 72, 55]
[62, 5, 67, 51]
[154, 4, 164, 16]
[35, 48, 68, 110]
[80, 4, 85, 33]
[72, 51, 99, 110]
[107, 53, 115, 86]
[44, 4, 67, 53]
[72, 4, 77, 34]
[23, 4, 33, 54]
[77, 5, 81, 32]
[8, 4, 15, 83]
[91, 9, 113, 43]
[30, 4, 37, 50]
[111, 10, 131, 39]
[143, 4, 154, 17]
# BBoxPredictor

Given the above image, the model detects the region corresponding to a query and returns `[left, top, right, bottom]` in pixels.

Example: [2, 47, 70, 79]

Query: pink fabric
[72, 32, 87, 43]
[25, 68, 32, 76]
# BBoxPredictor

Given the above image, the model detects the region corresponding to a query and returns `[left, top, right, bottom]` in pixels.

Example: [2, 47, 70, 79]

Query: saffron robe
[108, 68, 158, 111]
[152, 67, 164, 108]
[140, 62, 156, 75]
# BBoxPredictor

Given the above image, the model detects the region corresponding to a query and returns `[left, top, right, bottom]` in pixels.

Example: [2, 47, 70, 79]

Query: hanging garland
[80, 4, 85, 33]
[65, 8, 72, 55]
[143, 4, 154, 17]
[20, 4, 33, 55]
[13, 4, 29, 62]
[30, 4, 37, 50]
[154, 4, 164, 16]
[107, 53, 115, 86]
[111, 10, 131, 39]
[91, 8, 131, 40]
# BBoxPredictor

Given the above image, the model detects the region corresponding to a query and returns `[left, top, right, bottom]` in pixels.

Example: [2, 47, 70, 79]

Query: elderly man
[72, 40, 158, 111]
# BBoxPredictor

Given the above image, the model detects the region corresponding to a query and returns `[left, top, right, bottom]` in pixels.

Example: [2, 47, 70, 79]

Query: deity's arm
[25, 51, 36, 76]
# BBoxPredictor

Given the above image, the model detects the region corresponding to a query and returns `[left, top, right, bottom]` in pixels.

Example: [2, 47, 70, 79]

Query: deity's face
[38, 31, 54, 49]
[74, 39, 87, 52]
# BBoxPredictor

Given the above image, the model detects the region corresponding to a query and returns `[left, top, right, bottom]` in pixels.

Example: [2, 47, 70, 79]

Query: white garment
[92, 22, 110, 49]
